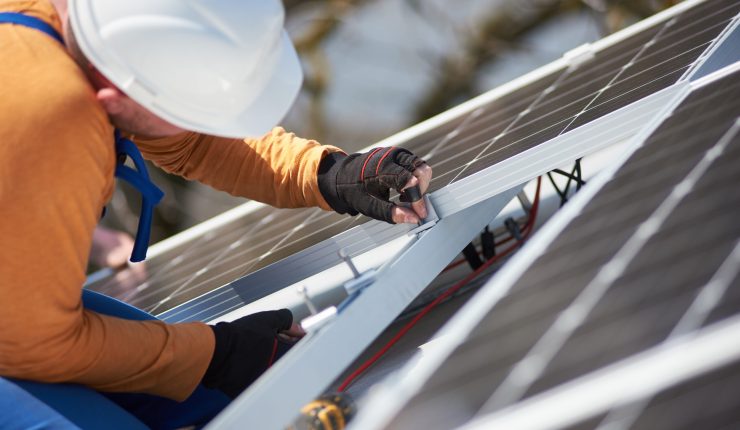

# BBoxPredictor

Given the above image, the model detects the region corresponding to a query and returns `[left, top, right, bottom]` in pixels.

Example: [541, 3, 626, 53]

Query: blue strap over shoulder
[0, 12, 164, 263]
[0, 12, 64, 43]
[114, 131, 164, 262]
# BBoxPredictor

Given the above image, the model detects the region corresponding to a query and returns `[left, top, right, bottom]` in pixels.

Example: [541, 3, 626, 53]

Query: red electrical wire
[338, 178, 543, 392]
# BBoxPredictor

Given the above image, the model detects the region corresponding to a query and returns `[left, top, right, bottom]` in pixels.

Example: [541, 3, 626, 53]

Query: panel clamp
[408, 194, 440, 236]
[563, 43, 595, 69]
[300, 250, 378, 333]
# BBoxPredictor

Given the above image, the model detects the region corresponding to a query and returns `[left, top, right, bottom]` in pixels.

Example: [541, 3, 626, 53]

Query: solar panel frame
[351, 58, 740, 430]
[85, 0, 727, 317]
[182, 2, 740, 428]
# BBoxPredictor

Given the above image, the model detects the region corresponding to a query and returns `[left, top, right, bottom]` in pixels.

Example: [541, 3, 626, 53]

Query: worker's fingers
[280, 322, 306, 339]
[400, 176, 428, 221]
[391, 205, 421, 225]
[413, 163, 433, 195]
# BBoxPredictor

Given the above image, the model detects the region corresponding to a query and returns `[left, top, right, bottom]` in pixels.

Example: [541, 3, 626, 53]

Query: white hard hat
[69, 0, 303, 138]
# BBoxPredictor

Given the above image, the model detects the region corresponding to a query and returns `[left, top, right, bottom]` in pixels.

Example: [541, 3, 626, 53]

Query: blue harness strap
[114, 132, 164, 262]
[0, 12, 163, 262]
[0, 12, 64, 43]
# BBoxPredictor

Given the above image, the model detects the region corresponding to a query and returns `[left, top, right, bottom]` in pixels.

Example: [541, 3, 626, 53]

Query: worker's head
[67, 0, 303, 138]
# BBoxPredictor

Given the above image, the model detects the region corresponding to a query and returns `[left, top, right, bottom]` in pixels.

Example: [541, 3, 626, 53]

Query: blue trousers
[3, 290, 230, 430]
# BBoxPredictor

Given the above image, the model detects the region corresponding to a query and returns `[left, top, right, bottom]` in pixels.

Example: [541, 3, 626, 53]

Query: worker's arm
[135, 129, 433, 223]
[134, 127, 343, 210]
[0, 40, 214, 400]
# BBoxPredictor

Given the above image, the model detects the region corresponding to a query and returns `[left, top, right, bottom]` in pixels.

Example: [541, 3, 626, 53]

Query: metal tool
[290, 393, 356, 430]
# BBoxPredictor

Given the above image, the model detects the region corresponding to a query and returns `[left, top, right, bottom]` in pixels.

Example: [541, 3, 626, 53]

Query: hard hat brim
[70, 0, 303, 139]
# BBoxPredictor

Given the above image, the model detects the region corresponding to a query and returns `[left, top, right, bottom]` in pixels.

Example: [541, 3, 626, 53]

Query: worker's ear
[97, 87, 126, 115]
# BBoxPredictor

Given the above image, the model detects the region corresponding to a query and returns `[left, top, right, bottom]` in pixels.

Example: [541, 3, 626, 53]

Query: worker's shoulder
[0, 32, 112, 154]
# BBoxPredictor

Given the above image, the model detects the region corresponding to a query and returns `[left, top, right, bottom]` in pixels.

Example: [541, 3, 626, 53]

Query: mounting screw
[338, 249, 361, 279]
[298, 285, 318, 315]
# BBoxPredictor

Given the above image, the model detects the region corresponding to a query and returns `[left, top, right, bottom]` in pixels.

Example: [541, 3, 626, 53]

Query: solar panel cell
[86, 0, 735, 326]
[629, 360, 740, 430]
[382, 63, 740, 430]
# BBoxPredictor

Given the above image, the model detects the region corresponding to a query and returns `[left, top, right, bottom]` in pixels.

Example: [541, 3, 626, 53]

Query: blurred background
[92, 0, 681, 272]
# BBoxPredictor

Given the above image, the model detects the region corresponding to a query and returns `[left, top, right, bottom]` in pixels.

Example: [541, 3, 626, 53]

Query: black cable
[548, 158, 586, 207]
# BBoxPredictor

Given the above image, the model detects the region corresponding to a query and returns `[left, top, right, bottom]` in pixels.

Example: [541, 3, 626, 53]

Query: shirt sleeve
[0, 23, 214, 401]
[134, 127, 345, 210]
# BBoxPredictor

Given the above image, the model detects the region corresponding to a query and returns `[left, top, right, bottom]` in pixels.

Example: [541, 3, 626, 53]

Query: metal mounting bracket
[206, 188, 521, 430]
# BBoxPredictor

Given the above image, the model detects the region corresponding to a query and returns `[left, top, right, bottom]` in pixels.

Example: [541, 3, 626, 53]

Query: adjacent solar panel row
[359, 59, 740, 430]
[86, 0, 737, 326]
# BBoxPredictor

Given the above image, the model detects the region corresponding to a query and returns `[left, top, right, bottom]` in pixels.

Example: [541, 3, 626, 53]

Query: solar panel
[359, 62, 740, 430]
[85, 0, 736, 326]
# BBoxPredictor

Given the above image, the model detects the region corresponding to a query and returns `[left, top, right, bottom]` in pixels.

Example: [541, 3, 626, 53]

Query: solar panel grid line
[160, 219, 412, 322]
[226, 220, 407, 291]
[595, 235, 740, 430]
[433, 82, 689, 218]
[554, 15, 679, 140]
[156, 221, 399, 322]
[580, 0, 708, 55]
[642, 2, 739, 74]
[120, 208, 281, 301]
[366, 64, 740, 430]
[207, 234, 419, 326]
[450, 57, 711, 182]
[446, 66, 575, 184]
[84, 0, 724, 318]
[90, 205, 283, 293]
[86, 3, 672, 296]
[204, 188, 524, 430]
[455, 313, 740, 430]
[108, 208, 318, 309]
[127, 204, 406, 313]
[680, 1, 740, 81]
[371, 60, 569, 152]
[480, 79, 740, 403]
[420, 70, 566, 189]
[161, 286, 242, 323]
[626, 364, 740, 430]
[539, 104, 740, 256]
[348, 63, 697, 430]
[564, 34, 732, 130]
[143, 210, 354, 310]
[562, 1, 739, 131]
[144, 209, 298, 313]
[143, 199, 266, 259]
[492, 86, 740, 404]
[111, 65, 596, 309]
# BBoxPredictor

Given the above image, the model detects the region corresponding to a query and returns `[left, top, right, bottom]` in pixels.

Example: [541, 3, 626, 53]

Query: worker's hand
[90, 226, 136, 268]
[317, 147, 433, 224]
[201, 309, 304, 398]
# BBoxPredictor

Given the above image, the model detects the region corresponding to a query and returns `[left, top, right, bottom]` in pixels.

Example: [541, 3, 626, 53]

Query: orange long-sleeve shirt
[0, 0, 340, 401]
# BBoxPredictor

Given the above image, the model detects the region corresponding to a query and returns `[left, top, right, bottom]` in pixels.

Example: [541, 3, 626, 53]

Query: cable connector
[481, 226, 496, 260]
[505, 217, 522, 241]
[462, 242, 483, 270]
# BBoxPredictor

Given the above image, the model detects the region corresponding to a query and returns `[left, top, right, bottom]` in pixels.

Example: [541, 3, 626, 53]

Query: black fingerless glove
[201, 309, 294, 398]
[317, 147, 426, 224]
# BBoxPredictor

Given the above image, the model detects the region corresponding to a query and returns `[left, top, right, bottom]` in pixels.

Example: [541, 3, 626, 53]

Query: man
[0, 0, 432, 427]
